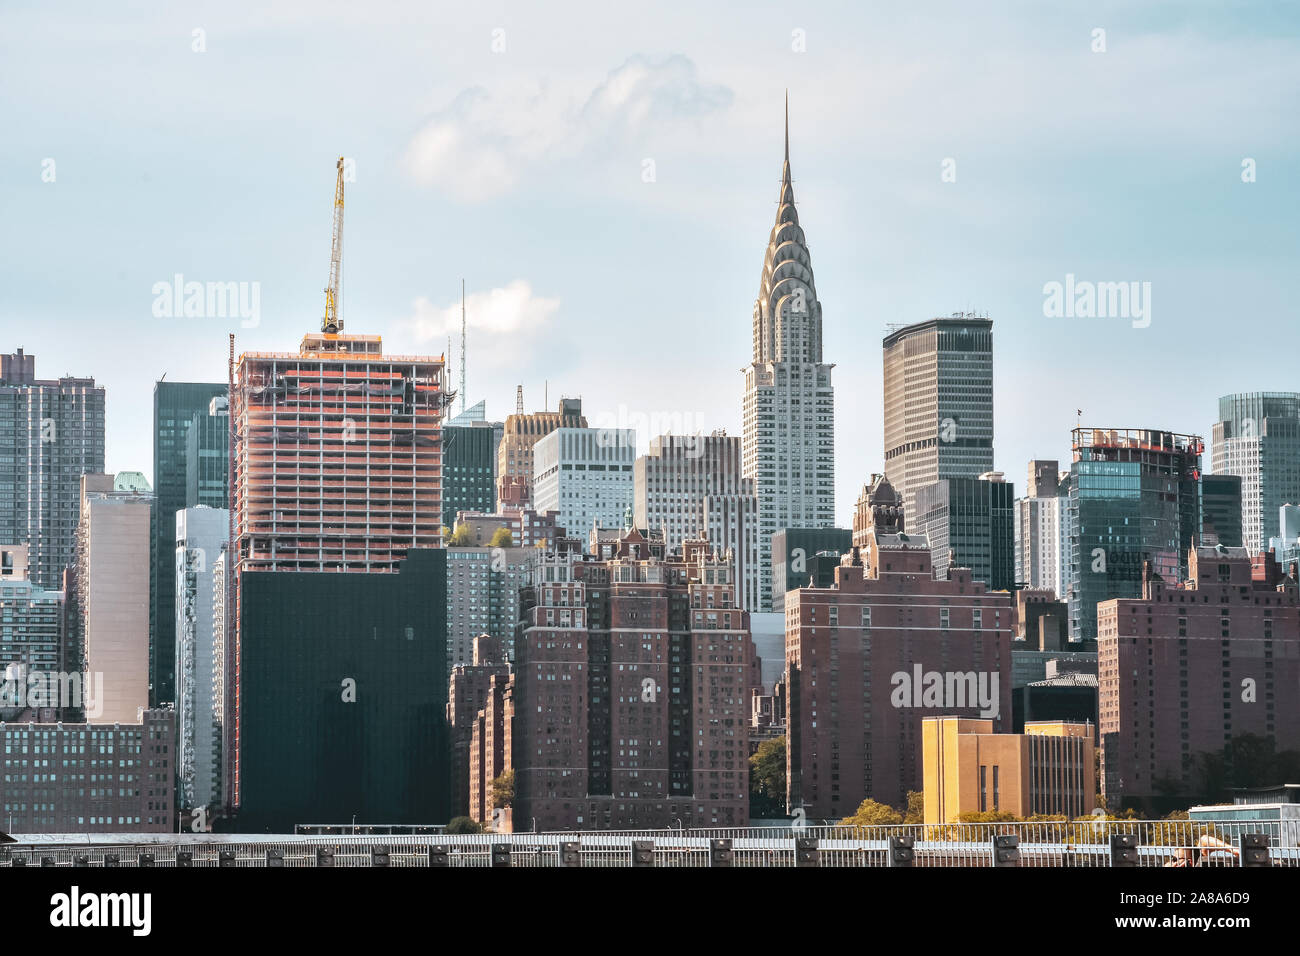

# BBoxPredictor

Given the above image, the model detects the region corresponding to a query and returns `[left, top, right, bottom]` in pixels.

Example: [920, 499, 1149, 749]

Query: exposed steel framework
[232, 333, 445, 574]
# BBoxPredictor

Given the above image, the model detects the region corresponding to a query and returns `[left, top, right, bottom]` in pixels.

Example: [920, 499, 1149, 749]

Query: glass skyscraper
[1211, 392, 1300, 554]
[152, 381, 228, 705]
[1067, 427, 1202, 639]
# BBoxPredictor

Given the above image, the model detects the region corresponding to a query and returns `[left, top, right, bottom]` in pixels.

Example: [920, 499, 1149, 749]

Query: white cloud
[400, 55, 732, 201]
[399, 280, 561, 366]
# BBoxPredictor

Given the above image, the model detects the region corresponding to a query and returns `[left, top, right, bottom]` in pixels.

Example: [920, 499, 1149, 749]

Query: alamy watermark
[0, 665, 103, 717]
[152, 274, 260, 327]
[1042, 274, 1150, 328]
[890, 665, 1000, 719]
[590, 404, 711, 457]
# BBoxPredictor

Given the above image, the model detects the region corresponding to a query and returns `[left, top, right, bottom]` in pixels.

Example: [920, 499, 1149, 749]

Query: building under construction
[231, 331, 444, 573]
[221, 158, 451, 829]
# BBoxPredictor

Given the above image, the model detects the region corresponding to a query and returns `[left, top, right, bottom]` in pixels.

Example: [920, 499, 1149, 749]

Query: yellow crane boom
[322, 156, 345, 333]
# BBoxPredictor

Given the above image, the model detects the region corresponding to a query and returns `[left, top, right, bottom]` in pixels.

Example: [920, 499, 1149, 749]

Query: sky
[3, 0, 1298, 525]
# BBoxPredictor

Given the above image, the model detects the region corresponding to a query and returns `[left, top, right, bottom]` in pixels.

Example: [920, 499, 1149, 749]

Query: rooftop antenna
[460, 278, 467, 413]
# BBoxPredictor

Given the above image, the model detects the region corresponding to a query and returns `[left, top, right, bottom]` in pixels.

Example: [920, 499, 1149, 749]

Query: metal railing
[2, 821, 1293, 868]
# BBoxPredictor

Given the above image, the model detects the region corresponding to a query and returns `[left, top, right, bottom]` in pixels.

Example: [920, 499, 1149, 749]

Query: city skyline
[6, 2, 1298, 529]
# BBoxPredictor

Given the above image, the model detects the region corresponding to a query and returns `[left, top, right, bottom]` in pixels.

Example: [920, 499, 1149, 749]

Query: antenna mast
[321, 156, 345, 333]
[460, 278, 467, 413]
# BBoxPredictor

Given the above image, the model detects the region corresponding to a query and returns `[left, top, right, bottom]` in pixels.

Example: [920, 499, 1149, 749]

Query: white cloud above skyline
[398, 279, 562, 371]
[401, 55, 733, 201]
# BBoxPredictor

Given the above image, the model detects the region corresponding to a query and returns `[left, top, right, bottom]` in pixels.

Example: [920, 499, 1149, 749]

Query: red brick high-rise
[1097, 544, 1300, 810]
[447, 634, 510, 818]
[785, 524, 1014, 817]
[510, 531, 752, 831]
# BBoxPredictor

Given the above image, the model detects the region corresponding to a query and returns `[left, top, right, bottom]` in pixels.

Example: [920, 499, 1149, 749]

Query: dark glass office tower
[770, 527, 852, 611]
[1201, 473, 1243, 548]
[185, 396, 230, 510]
[441, 424, 496, 528]
[235, 548, 449, 831]
[914, 474, 1016, 591]
[152, 381, 228, 705]
[1067, 427, 1202, 639]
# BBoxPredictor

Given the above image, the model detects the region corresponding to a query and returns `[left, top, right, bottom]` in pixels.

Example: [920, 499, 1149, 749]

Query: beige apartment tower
[77, 473, 153, 724]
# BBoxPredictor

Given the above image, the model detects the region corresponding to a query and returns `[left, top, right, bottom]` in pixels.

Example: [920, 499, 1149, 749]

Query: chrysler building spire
[741, 95, 837, 611]
[753, 95, 823, 367]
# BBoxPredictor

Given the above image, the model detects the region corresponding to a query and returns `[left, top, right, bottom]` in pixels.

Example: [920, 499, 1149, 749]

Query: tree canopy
[748, 736, 786, 818]
[839, 798, 903, 827]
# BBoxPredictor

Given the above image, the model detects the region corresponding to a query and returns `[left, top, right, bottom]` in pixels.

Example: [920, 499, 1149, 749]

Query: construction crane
[321, 156, 346, 334]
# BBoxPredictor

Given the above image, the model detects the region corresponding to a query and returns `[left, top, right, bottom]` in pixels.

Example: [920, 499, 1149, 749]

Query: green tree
[491, 769, 515, 808]
[488, 527, 514, 548]
[447, 523, 473, 547]
[954, 810, 1020, 824]
[748, 737, 786, 818]
[903, 791, 925, 824]
[445, 816, 483, 834]
[839, 798, 903, 827]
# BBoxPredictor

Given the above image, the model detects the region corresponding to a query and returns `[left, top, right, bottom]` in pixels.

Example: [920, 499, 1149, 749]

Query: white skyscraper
[1211, 392, 1300, 554]
[634, 432, 760, 611]
[532, 426, 636, 541]
[175, 505, 229, 812]
[742, 98, 836, 611]
[1015, 459, 1066, 598]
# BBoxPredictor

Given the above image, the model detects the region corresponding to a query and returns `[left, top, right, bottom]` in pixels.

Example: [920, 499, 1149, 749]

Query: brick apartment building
[468, 672, 513, 825]
[508, 530, 753, 831]
[0, 709, 175, 834]
[785, 520, 1013, 817]
[447, 634, 510, 818]
[1098, 544, 1300, 810]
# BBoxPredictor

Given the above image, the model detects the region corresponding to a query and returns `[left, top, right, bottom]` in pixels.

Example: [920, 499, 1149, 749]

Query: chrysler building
[743, 96, 837, 610]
